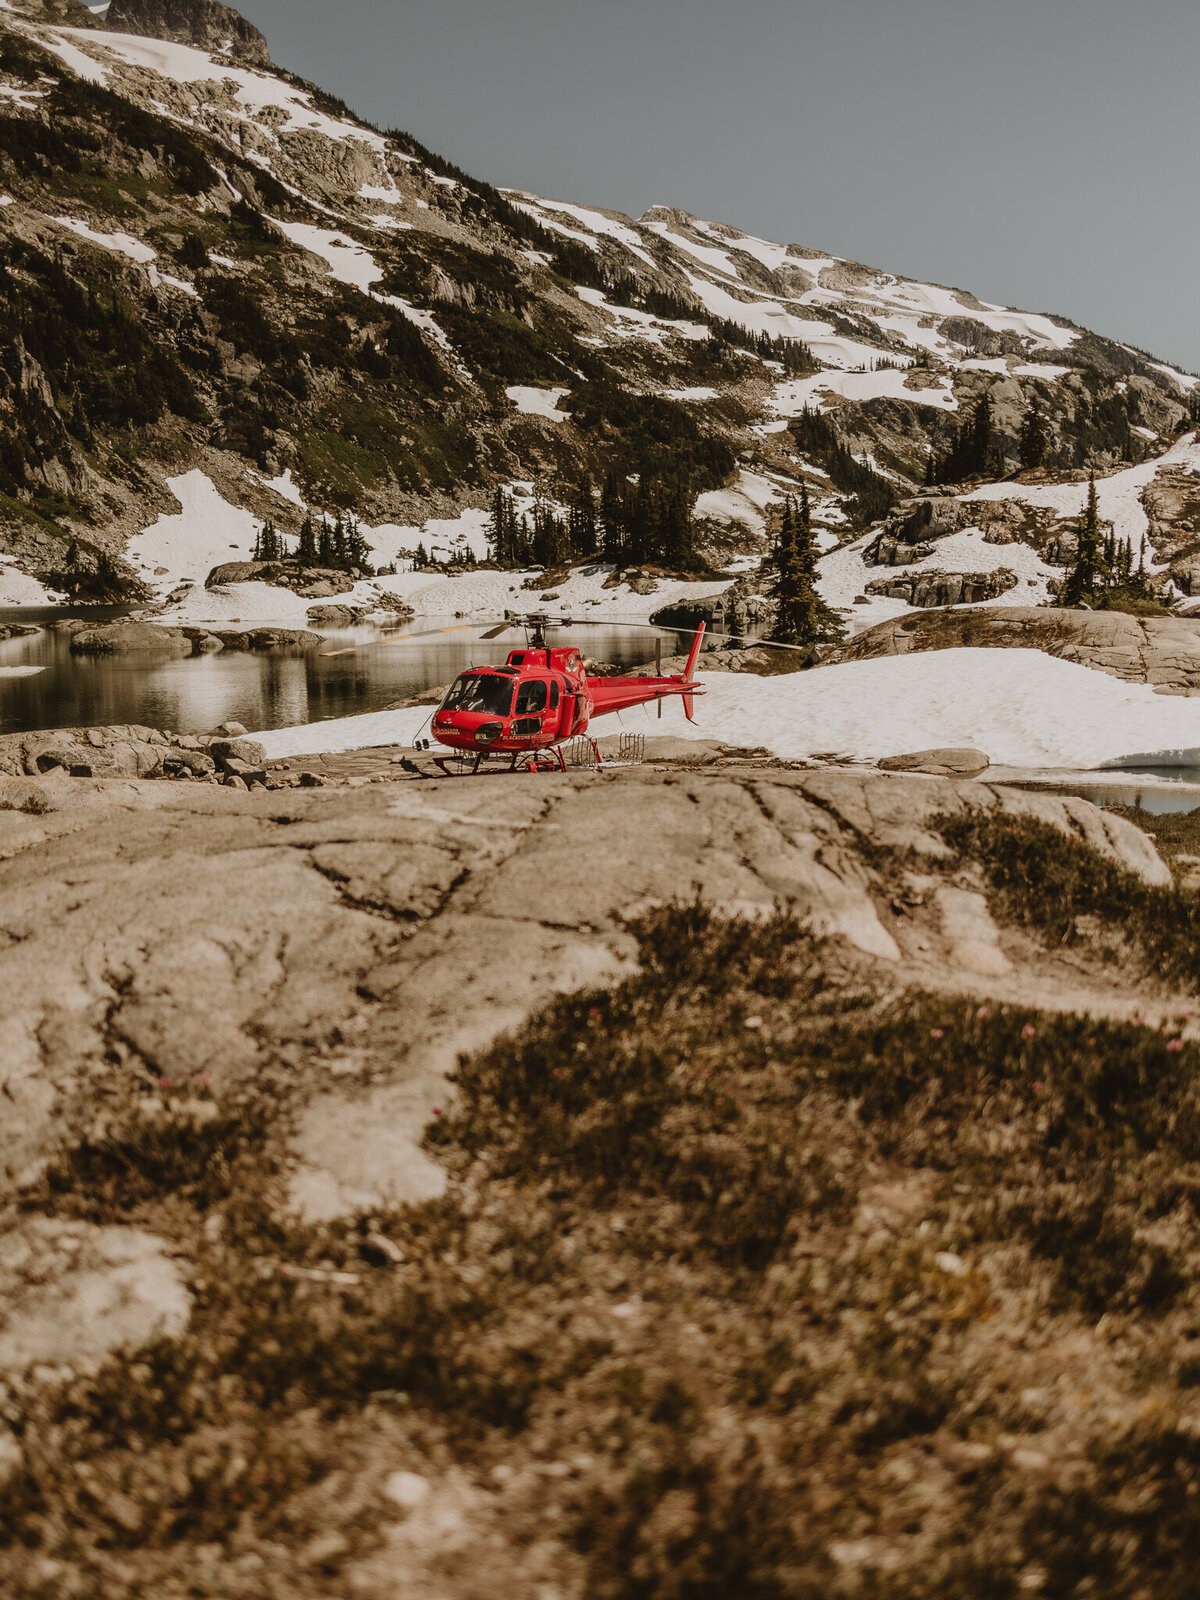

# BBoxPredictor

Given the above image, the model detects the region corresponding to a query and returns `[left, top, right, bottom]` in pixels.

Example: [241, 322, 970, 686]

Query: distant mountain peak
[100, 0, 268, 65]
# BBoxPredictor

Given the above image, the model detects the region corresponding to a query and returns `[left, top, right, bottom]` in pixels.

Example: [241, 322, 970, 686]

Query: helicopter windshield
[441, 672, 514, 717]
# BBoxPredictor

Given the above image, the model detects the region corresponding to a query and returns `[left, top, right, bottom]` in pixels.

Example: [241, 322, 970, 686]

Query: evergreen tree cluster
[708, 320, 816, 374]
[487, 476, 705, 573]
[928, 391, 1006, 484]
[1061, 474, 1152, 608]
[294, 511, 374, 573]
[487, 484, 600, 569]
[788, 407, 896, 528]
[598, 475, 702, 569]
[770, 484, 843, 648]
[251, 520, 288, 561]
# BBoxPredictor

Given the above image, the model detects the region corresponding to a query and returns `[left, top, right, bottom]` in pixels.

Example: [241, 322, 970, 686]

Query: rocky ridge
[0, 0, 1195, 613]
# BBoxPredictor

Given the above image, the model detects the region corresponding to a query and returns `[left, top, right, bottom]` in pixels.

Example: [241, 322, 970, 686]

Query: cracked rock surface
[0, 763, 1166, 1372]
[832, 605, 1200, 692]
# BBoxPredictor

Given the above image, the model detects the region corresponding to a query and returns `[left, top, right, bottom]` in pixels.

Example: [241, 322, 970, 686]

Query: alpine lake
[0, 609, 696, 740]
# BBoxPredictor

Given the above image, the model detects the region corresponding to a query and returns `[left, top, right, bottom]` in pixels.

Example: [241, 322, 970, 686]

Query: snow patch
[694, 471, 785, 534]
[62, 27, 387, 152]
[128, 471, 261, 595]
[43, 32, 110, 83]
[506, 385, 569, 421]
[252, 467, 306, 507]
[769, 368, 956, 416]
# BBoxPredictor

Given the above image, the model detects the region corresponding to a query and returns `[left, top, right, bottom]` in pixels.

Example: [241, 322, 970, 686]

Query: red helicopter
[412, 612, 709, 774]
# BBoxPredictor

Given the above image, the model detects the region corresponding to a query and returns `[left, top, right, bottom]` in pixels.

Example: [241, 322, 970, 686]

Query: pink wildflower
[1167, 1039, 1184, 1052]
[930, 1028, 944, 1040]
[1021, 1023, 1036, 1040]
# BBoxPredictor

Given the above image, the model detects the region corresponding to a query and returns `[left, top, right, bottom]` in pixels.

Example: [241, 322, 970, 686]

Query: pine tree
[971, 390, 993, 475]
[297, 513, 317, 566]
[1062, 474, 1103, 606]
[1019, 399, 1047, 470]
[568, 478, 598, 558]
[770, 494, 843, 648]
[599, 473, 627, 563]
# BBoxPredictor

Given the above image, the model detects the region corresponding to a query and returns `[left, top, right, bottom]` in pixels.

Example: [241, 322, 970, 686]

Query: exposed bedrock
[829, 605, 1200, 691]
[0, 763, 1165, 1345]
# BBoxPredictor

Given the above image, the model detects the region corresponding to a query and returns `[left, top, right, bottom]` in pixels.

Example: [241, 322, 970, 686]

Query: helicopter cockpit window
[549, 680, 560, 710]
[514, 679, 548, 716]
[441, 673, 515, 717]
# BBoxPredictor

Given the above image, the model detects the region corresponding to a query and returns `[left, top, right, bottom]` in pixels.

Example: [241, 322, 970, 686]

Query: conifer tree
[972, 389, 993, 474]
[568, 478, 598, 557]
[1062, 474, 1104, 605]
[1019, 399, 1047, 470]
[770, 494, 843, 648]
[297, 512, 317, 566]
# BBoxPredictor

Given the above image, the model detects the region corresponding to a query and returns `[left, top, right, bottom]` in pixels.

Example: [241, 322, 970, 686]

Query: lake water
[0, 610, 692, 737]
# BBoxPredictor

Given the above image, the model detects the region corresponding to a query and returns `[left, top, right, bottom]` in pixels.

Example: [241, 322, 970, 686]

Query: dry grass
[6, 870, 1200, 1594]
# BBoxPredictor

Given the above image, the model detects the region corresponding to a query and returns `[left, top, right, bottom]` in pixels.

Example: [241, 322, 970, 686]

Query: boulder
[878, 748, 991, 778]
[163, 749, 217, 776]
[69, 622, 193, 657]
[209, 628, 325, 652]
[306, 604, 358, 627]
[211, 722, 248, 738]
[209, 737, 268, 769]
[863, 569, 1018, 608]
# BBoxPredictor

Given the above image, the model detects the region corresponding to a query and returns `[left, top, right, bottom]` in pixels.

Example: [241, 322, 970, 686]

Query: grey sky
[238, 0, 1200, 372]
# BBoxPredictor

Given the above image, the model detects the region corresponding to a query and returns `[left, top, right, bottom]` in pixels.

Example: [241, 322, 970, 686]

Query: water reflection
[0, 612, 689, 736]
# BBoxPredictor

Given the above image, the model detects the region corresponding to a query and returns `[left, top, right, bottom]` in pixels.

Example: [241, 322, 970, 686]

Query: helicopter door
[512, 678, 549, 738]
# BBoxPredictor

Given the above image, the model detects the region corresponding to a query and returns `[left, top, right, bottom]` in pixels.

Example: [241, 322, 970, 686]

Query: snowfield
[815, 523, 1060, 628]
[0, 556, 62, 606]
[963, 433, 1200, 556]
[56, 26, 387, 152]
[255, 648, 1200, 771]
[769, 368, 957, 416]
[128, 470, 261, 594]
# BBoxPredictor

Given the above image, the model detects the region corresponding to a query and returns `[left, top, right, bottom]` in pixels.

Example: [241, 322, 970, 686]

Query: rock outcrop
[66, 621, 326, 655]
[878, 747, 990, 777]
[103, 0, 270, 65]
[0, 724, 267, 779]
[0, 764, 1167, 1254]
[828, 605, 1200, 692]
[864, 569, 1018, 607]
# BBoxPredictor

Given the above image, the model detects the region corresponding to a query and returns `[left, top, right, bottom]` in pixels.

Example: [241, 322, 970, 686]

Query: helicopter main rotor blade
[529, 617, 815, 655]
[479, 622, 515, 639]
[376, 621, 498, 645]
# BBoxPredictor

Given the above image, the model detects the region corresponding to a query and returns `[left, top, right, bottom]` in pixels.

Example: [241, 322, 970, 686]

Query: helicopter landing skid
[431, 740, 599, 777]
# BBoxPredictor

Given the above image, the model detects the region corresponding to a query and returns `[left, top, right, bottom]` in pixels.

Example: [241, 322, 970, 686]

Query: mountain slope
[0, 0, 1196, 612]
